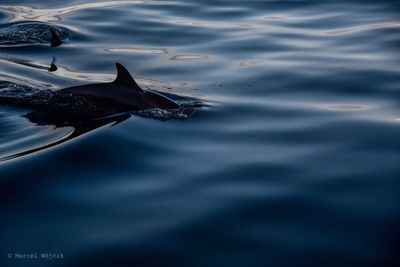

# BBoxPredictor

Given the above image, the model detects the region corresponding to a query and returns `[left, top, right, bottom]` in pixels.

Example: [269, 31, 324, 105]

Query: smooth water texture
[0, 1, 399, 266]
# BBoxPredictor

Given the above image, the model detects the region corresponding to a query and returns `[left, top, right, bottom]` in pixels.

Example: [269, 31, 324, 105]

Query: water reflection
[238, 60, 264, 67]
[0, 111, 130, 163]
[328, 104, 368, 110]
[264, 16, 287, 20]
[52, 65, 181, 89]
[0, 54, 58, 75]
[326, 21, 400, 35]
[0, 1, 399, 266]
[106, 46, 210, 63]
[161, 18, 256, 29]
[0, 54, 182, 90]
[0, 1, 146, 22]
[169, 55, 209, 61]
[105, 47, 169, 54]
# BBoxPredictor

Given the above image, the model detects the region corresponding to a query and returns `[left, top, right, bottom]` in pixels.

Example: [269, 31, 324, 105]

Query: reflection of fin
[0, 112, 131, 163]
[112, 63, 144, 92]
[50, 29, 62, 47]
[48, 56, 57, 72]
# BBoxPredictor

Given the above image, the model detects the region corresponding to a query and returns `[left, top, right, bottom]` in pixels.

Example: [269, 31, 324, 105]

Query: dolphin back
[144, 91, 180, 109]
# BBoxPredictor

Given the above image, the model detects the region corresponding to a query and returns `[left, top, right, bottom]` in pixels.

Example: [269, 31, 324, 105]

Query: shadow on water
[0, 111, 131, 163]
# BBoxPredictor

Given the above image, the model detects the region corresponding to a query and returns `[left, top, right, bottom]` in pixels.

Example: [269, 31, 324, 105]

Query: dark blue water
[1, 1, 400, 266]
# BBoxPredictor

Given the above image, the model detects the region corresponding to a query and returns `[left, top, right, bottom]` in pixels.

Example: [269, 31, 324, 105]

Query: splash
[134, 107, 193, 120]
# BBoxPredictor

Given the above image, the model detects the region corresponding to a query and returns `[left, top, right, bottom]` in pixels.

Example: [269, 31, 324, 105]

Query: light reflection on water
[325, 21, 400, 35]
[106, 47, 210, 62]
[0, 1, 146, 22]
[106, 47, 169, 54]
[328, 104, 367, 110]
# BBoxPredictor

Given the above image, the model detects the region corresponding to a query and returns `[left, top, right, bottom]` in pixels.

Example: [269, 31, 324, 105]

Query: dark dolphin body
[0, 63, 181, 118]
[50, 63, 180, 117]
[0, 64, 199, 162]
[0, 21, 68, 47]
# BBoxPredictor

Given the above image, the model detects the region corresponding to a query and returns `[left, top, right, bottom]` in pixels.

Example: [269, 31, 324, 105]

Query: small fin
[50, 29, 62, 47]
[112, 63, 144, 92]
[48, 56, 57, 72]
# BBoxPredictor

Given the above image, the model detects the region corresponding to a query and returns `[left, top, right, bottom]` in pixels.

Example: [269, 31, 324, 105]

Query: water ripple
[0, 1, 156, 22]
[169, 55, 209, 61]
[1, 1, 400, 266]
[160, 18, 257, 29]
[105, 47, 169, 54]
[326, 21, 400, 35]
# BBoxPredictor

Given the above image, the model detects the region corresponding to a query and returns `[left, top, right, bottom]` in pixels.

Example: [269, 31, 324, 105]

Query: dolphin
[50, 63, 180, 117]
[0, 21, 66, 47]
[0, 63, 181, 118]
[49, 29, 62, 47]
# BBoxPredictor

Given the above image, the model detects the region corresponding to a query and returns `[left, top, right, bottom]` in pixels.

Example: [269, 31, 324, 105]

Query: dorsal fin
[50, 29, 62, 47]
[48, 56, 57, 72]
[112, 63, 144, 92]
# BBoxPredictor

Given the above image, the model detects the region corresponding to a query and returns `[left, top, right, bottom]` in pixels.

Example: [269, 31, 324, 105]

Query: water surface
[0, 1, 399, 266]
